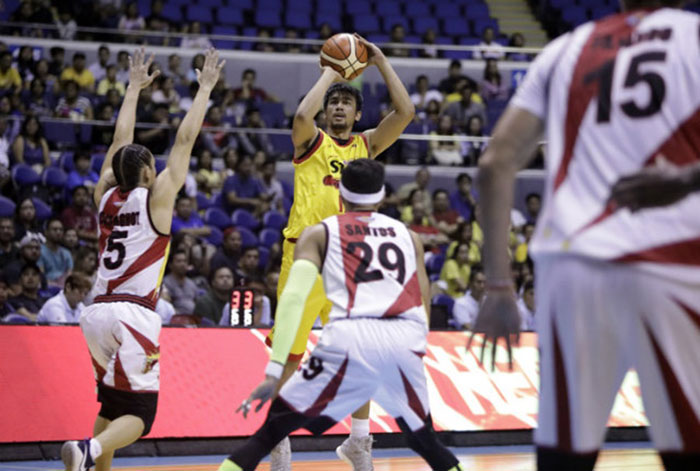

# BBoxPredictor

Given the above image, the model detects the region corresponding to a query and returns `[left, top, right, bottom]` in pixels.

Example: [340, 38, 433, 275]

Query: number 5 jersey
[321, 211, 427, 325]
[93, 187, 171, 310]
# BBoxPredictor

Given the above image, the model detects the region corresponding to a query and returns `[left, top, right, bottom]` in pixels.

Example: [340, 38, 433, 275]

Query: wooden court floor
[0, 447, 663, 471]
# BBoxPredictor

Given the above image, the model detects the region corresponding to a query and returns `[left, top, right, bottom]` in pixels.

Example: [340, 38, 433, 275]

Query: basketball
[320, 33, 369, 81]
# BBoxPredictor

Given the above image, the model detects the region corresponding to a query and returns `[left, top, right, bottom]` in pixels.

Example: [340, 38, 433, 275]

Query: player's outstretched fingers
[490, 336, 498, 372]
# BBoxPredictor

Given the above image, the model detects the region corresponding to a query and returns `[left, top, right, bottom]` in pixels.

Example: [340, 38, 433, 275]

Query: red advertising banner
[0, 326, 647, 443]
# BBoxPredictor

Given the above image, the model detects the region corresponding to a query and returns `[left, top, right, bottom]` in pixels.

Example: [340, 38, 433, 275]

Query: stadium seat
[0, 195, 15, 217]
[228, 0, 253, 9]
[432, 293, 455, 318]
[406, 2, 430, 18]
[79, 124, 92, 145]
[263, 210, 286, 230]
[232, 208, 260, 231]
[412, 17, 439, 35]
[57, 151, 75, 172]
[286, 0, 312, 11]
[549, 0, 569, 9]
[376, 1, 401, 16]
[346, 0, 371, 15]
[259, 228, 281, 248]
[443, 18, 471, 36]
[196, 192, 212, 211]
[11, 164, 41, 187]
[315, 12, 342, 30]
[269, 134, 294, 155]
[426, 253, 445, 275]
[41, 167, 67, 189]
[464, 3, 490, 19]
[591, 6, 617, 20]
[32, 197, 52, 221]
[259, 0, 283, 9]
[382, 16, 409, 34]
[186, 6, 214, 24]
[206, 226, 223, 246]
[258, 102, 286, 128]
[205, 207, 233, 229]
[1, 313, 34, 324]
[43, 121, 77, 149]
[161, 4, 184, 23]
[285, 11, 312, 29]
[472, 18, 499, 36]
[198, 0, 224, 7]
[155, 158, 167, 174]
[354, 14, 380, 33]
[434, 3, 461, 18]
[257, 245, 270, 270]
[236, 226, 258, 248]
[255, 10, 282, 28]
[561, 6, 589, 26]
[217, 8, 244, 26]
[91, 153, 105, 174]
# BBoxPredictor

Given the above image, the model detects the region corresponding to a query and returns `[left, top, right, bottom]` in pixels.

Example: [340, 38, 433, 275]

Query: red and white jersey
[511, 8, 700, 281]
[321, 211, 427, 324]
[93, 187, 171, 310]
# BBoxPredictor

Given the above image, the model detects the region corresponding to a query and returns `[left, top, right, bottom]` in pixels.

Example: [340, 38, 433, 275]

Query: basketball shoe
[336, 435, 374, 471]
[61, 438, 96, 471]
[269, 436, 291, 471]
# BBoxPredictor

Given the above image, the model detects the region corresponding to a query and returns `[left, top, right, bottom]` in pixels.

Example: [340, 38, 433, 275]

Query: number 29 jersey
[93, 187, 171, 311]
[511, 8, 700, 282]
[321, 211, 427, 325]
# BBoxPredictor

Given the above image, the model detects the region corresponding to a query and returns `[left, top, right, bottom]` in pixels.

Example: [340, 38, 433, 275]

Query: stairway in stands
[485, 0, 549, 47]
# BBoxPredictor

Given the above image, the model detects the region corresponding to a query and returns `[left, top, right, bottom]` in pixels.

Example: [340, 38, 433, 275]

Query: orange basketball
[320, 33, 369, 81]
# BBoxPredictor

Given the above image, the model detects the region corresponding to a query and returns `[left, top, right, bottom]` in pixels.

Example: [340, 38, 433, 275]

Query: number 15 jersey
[511, 8, 700, 282]
[321, 211, 427, 325]
[93, 187, 171, 311]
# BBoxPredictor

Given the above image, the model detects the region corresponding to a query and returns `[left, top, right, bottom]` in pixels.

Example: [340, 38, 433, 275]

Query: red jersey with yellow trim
[511, 8, 700, 282]
[93, 187, 171, 310]
[283, 129, 369, 241]
[321, 211, 427, 324]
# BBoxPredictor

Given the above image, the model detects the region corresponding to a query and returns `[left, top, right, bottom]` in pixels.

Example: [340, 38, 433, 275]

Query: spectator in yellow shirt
[440, 242, 473, 298]
[0, 52, 21, 92]
[60, 52, 94, 92]
[96, 64, 125, 96]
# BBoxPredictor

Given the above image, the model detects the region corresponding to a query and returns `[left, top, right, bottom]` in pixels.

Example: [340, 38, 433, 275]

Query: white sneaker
[269, 436, 291, 471]
[336, 435, 374, 471]
[61, 439, 95, 471]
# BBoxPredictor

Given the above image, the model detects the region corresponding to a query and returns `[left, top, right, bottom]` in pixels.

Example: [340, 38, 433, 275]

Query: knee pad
[97, 383, 158, 436]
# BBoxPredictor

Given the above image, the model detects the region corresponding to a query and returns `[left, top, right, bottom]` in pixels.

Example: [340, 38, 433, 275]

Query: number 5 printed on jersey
[104, 230, 128, 269]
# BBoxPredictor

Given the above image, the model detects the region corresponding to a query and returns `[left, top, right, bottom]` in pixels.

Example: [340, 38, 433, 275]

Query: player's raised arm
[94, 49, 160, 206]
[292, 67, 342, 155]
[355, 34, 415, 159]
[149, 49, 224, 232]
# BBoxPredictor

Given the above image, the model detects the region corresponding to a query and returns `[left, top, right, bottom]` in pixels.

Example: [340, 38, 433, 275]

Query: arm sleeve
[269, 259, 319, 367]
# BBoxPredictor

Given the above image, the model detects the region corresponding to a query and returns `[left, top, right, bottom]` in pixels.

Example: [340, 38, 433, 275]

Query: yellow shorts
[265, 239, 331, 361]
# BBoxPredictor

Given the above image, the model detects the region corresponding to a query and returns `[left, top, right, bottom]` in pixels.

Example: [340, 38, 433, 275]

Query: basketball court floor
[0, 443, 662, 471]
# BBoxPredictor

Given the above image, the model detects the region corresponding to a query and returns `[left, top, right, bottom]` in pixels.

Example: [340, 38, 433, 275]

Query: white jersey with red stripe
[93, 187, 171, 310]
[511, 8, 700, 282]
[321, 211, 427, 324]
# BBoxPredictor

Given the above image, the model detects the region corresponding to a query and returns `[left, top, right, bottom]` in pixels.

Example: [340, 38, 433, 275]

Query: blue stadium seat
[366, 34, 390, 44]
[591, 6, 618, 20]
[258, 0, 282, 10]
[382, 16, 409, 33]
[236, 226, 258, 248]
[43, 121, 77, 149]
[217, 8, 244, 25]
[228, 0, 253, 9]
[472, 18, 499, 36]
[549, 0, 569, 8]
[32, 197, 52, 221]
[280, 180, 293, 199]
[464, 3, 490, 19]
[354, 14, 380, 34]
[406, 2, 430, 18]
[412, 17, 439, 35]
[198, 0, 224, 6]
[58, 151, 75, 172]
[262, 210, 286, 230]
[1, 313, 34, 324]
[561, 6, 589, 26]
[0, 195, 15, 217]
[232, 208, 260, 231]
[257, 245, 270, 269]
[426, 253, 445, 275]
[161, 4, 183, 23]
[41, 167, 67, 189]
[285, 11, 312, 29]
[196, 192, 212, 211]
[315, 12, 342, 30]
[79, 124, 92, 145]
[91, 153, 105, 174]
[443, 18, 471, 36]
[434, 3, 461, 18]
[211, 25, 238, 49]
[376, 1, 401, 16]
[186, 6, 214, 24]
[259, 228, 281, 248]
[286, 0, 312, 11]
[317, 0, 342, 13]
[255, 10, 282, 28]
[205, 207, 233, 229]
[258, 102, 286, 128]
[206, 226, 223, 246]
[269, 134, 294, 155]
[12, 164, 40, 187]
[155, 158, 167, 174]
[432, 294, 455, 319]
[346, 0, 371, 15]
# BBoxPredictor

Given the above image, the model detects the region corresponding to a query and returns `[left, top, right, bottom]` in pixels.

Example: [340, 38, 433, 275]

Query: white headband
[339, 181, 385, 205]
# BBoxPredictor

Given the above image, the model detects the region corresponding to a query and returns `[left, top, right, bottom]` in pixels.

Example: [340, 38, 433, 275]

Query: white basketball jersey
[321, 211, 427, 324]
[93, 187, 171, 310]
[511, 8, 700, 282]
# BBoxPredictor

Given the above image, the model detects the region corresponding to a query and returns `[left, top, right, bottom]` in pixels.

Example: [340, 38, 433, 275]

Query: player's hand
[467, 289, 520, 371]
[236, 375, 279, 419]
[196, 48, 226, 92]
[319, 65, 345, 82]
[353, 33, 386, 66]
[128, 48, 160, 90]
[608, 164, 693, 212]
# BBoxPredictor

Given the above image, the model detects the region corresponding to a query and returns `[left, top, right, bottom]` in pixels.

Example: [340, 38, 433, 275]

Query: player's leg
[92, 416, 113, 471]
[631, 278, 700, 470]
[371, 319, 463, 471]
[534, 257, 631, 471]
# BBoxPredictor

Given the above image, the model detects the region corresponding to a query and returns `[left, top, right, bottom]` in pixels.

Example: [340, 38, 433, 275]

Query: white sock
[350, 418, 370, 438]
[89, 438, 102, 459]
